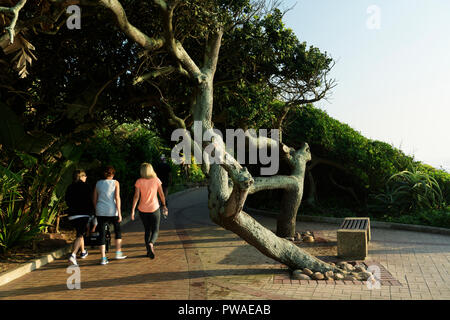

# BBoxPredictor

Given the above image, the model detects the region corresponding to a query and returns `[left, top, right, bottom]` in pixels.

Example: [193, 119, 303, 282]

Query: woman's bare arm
[157, 184, 166, 206]
[158, 184, 168, 217]
[131, 187, 140, 220]
[93, 187, 98, 209]
[115, 181, 122, 222]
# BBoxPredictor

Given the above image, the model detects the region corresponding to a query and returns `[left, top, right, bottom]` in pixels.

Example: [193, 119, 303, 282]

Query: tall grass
[370, 167, 445, 215]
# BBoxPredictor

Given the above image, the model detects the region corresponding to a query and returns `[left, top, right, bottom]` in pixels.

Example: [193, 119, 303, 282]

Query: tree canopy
[2, 0, 447, 274]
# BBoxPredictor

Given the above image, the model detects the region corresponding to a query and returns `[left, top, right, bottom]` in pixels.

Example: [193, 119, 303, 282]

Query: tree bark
[206, 152, 343, 273]
[74, 0, 358, 275]
[275, 146, 310, 237]
[306, 169, 318, 206]
[278, 187, 301, 237]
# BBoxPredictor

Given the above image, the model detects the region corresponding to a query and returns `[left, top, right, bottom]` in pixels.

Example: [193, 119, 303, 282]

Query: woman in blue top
[93, 166, 127, 265]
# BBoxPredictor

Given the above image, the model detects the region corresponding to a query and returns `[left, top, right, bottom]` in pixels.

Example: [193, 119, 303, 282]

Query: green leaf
[0, 102, 56, 154]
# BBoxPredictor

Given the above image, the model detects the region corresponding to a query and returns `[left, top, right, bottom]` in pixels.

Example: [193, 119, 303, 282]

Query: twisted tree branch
[0, 0, 27, 44]
[153, 0, 206, 83]
[97, 0, 165, 51]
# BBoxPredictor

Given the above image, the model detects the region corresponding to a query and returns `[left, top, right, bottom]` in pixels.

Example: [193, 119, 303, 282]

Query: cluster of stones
[292, 261, 373, 281]
[286, 231, 315, 243]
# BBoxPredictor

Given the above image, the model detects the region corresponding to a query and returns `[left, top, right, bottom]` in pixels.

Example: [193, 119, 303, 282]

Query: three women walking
[65, 162, 168, 265]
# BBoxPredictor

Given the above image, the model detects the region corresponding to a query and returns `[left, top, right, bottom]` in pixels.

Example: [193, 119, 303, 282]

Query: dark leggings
[97, 216, 122, 245]
[139, 208, 161, 252]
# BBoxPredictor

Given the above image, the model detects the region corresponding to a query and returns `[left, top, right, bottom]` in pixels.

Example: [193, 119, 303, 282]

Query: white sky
[281, 0, 450, 171]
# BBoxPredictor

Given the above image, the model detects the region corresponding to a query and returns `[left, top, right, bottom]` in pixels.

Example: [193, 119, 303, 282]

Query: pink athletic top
[135, 177, 162, 213]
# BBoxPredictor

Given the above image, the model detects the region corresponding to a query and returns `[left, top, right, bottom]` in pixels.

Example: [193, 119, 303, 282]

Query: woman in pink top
[131, 163, 168, 259]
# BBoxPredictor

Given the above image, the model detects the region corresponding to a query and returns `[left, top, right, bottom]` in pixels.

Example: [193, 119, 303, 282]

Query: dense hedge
[284, 105, 450, 205]
[247, 105, 450, 228]
[285, 105, 413, 193]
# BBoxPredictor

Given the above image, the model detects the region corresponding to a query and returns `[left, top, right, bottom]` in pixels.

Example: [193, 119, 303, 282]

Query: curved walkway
[0, 187, 449, 300]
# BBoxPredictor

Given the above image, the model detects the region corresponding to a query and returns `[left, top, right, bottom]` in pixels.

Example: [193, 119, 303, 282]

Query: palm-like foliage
[0, 192, 44, 253]
[370, 167, 445, 215]
[0, 164, 56, 253]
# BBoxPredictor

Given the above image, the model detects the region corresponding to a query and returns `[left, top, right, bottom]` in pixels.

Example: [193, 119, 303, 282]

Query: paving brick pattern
[0, 187, 449, 300]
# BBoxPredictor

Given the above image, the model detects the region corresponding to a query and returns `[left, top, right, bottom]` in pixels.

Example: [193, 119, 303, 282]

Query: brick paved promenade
[0, 187, 449, 300]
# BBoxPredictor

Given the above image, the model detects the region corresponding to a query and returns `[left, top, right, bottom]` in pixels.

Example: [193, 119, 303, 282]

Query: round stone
[345, 264, 355, 272]
[302, 268, 314, 277]
[303, 235, 314, 243]
[359, 271, 373, 281]
[329, 263, 336, 267]
[297, 274, 312, 280]
[325, 271, 334, 278]
[313, 272, 325, 280]
[292, 270, 311, 280]
[354, 265, 366, 272]
[343, 275, 357, 281]
[336, 265, 346, 272]
[292, 269, 302, 277]
[334, 273, 345, 280]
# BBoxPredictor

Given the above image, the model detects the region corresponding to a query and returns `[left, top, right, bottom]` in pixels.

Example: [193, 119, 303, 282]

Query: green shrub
[250, 104, 450, 229]
[378, 209, 450, 229]
[0, 193, 44, 254]
[0, 166, 53, 253]
[168, 157, 206, 190]
[285, 105, 417, 196]
[188, 162, 206, 183]
[369, 167, 445, 216]
[81, 123, 164, 206]
[417, 164, 450, 204]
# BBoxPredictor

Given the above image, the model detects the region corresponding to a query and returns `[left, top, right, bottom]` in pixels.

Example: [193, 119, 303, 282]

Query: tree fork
[71, 0, 360, 276]
[207, 162, 344, 273]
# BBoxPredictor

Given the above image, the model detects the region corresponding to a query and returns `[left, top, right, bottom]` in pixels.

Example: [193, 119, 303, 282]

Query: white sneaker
[100, 257, 109, 265]
[115, 251, 127, 259]
[68, 254, 78, 266]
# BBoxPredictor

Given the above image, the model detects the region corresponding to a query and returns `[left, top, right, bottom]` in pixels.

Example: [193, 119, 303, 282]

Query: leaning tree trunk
[92, 0, 353, 274]
[189, 72, 341, 272]
[187, 51, 342, 273]
[205, 147, 343, 273]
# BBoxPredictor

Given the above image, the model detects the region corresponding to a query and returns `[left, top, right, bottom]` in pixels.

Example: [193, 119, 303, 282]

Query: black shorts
[70, 217, 90, 238]
[97, 216, 122, 245]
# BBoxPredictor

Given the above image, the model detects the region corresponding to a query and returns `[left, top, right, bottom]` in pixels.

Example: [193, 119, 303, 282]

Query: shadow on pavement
[0, 268, 280, 298]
